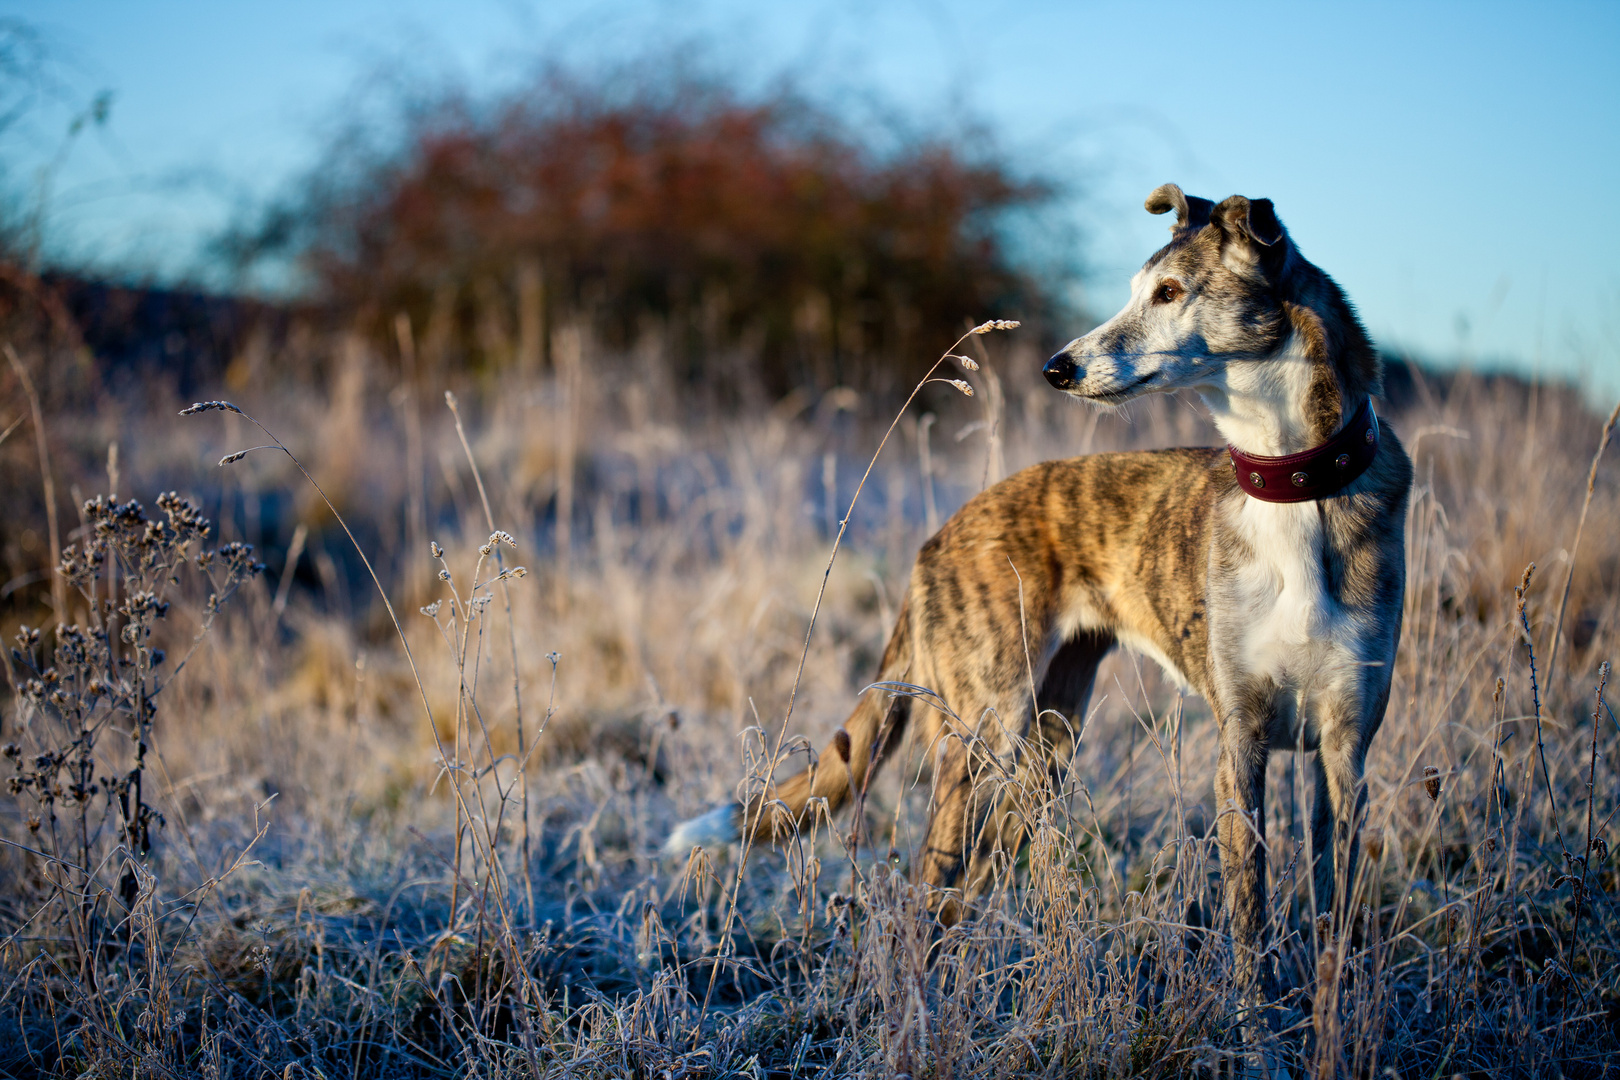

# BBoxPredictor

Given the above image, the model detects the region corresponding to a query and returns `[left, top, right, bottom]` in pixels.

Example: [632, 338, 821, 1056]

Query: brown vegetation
[225, 71, 1066, 400]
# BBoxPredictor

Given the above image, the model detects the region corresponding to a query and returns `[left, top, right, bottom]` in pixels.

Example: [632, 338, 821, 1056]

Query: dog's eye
[1152, 280, 1185, 305]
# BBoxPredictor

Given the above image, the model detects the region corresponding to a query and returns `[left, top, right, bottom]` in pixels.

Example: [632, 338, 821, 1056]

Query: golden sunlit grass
[1, 324, 1618, 1078]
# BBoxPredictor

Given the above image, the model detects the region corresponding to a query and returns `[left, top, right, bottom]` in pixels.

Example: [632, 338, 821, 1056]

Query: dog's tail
[661, 599, 914, 859]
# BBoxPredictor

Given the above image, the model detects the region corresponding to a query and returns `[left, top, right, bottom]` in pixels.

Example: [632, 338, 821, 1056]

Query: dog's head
[1044, 183, 1300, 404]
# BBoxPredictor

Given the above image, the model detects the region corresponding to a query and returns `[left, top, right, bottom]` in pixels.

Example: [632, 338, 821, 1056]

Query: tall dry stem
[5, 344, 64, 621]
[1547, 398, 1620, 683]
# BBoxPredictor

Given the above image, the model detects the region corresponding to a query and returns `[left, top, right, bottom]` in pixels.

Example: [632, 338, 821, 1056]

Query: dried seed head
[438, 569, 451, 581]
[479, 543, 492, 556]
[1316, 912, 1333, 940]
[1423, 765, 1442, 802]
[970, 319, 1021, 334]
[218, 451, 249, 466]
[430, 541, 443, 558]
[1362, 826, 1385, 861]
[1316, 941, 1339, 984]
[949, 354, 980, 371]
[180, 400, 242, 415]
[832, 729, 851, 764]
[1592, 836, 1608, 861]
[948, 379, 974, 397]
[489, 530, 516, 548]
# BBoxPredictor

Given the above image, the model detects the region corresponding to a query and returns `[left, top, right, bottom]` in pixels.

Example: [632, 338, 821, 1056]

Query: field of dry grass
[1, 324, 1618, 1078]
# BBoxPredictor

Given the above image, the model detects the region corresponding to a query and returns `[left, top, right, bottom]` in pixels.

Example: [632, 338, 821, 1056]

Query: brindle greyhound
[665, 184, 1412, 989]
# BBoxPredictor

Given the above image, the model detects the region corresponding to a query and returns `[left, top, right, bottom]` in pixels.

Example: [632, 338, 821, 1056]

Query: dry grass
[1, 326, 1618, 1078]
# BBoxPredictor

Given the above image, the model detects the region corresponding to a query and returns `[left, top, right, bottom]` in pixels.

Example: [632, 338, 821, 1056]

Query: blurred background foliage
[217, 66, 1073, 400]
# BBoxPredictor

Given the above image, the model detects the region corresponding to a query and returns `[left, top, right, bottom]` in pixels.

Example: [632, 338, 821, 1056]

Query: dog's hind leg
[961, 631, 1113, 904]
[922, 632, 1113, 921]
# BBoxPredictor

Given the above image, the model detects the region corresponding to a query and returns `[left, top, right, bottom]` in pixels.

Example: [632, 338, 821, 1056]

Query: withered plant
[3, 492, 261, 1021]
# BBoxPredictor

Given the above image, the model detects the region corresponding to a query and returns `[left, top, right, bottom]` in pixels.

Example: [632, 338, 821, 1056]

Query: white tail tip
[661, 804, 739, 859]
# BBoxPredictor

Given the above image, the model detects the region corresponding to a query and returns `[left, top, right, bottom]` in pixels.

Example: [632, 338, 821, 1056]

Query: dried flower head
[832, 729, 852, 764]
[1363, 826, 1384, 861]
[430, 541, 444, 558]
[1423, 765, 1442, 802]
[970, 319, 1021, 334]
[949, 354, 980, 371]
[948, 379, 974, 397]
[219, 451, 249, 466]
[1316, 941, 1339, 983]
[179, 401, 242, 416]
[1316, 912, 1333, 940]
[1592, 836, 1609, 861]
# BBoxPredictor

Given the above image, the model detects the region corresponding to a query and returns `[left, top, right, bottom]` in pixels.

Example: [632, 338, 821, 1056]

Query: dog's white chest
[1228, 500, 1358, 691]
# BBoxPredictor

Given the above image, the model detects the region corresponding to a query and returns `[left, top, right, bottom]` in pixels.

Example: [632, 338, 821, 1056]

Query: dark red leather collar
[1228, 398, 1379, 503]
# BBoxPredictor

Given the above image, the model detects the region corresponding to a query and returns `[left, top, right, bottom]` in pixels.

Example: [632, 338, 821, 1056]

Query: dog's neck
[1196, 332, 1363, 458]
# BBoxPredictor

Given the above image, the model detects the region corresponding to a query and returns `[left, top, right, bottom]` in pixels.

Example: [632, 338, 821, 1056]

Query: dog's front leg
[1216, 717, 1272, 996]
[1310, 717, 1370, 933]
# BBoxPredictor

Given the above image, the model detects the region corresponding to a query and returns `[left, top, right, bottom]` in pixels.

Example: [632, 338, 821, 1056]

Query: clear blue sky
[7, 0, 1619, 401]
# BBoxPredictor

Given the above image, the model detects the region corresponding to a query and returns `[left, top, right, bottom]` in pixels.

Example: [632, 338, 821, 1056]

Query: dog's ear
[1145, 183, 1214, 233]
[1213, 195, 1292, 278]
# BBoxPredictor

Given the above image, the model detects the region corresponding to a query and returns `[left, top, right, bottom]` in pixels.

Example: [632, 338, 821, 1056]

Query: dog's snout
[1043, 352, 1079, 390]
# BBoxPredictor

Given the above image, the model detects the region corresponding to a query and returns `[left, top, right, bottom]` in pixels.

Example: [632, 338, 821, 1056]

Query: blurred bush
[224, 68, 1074, 399]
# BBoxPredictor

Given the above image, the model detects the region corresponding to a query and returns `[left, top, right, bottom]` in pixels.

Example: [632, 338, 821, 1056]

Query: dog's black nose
[1043, 352, 1079, 390]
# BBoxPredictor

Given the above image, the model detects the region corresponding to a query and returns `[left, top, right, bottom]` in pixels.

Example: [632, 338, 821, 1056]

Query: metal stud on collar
[1291, 471, 1309, 487]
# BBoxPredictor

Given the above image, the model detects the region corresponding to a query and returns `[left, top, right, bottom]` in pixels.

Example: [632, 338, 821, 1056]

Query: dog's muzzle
[1043, 352, 1079, 390]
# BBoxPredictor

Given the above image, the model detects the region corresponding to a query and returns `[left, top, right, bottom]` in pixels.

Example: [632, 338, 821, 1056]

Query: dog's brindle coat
[665, 185, 1412, 987]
